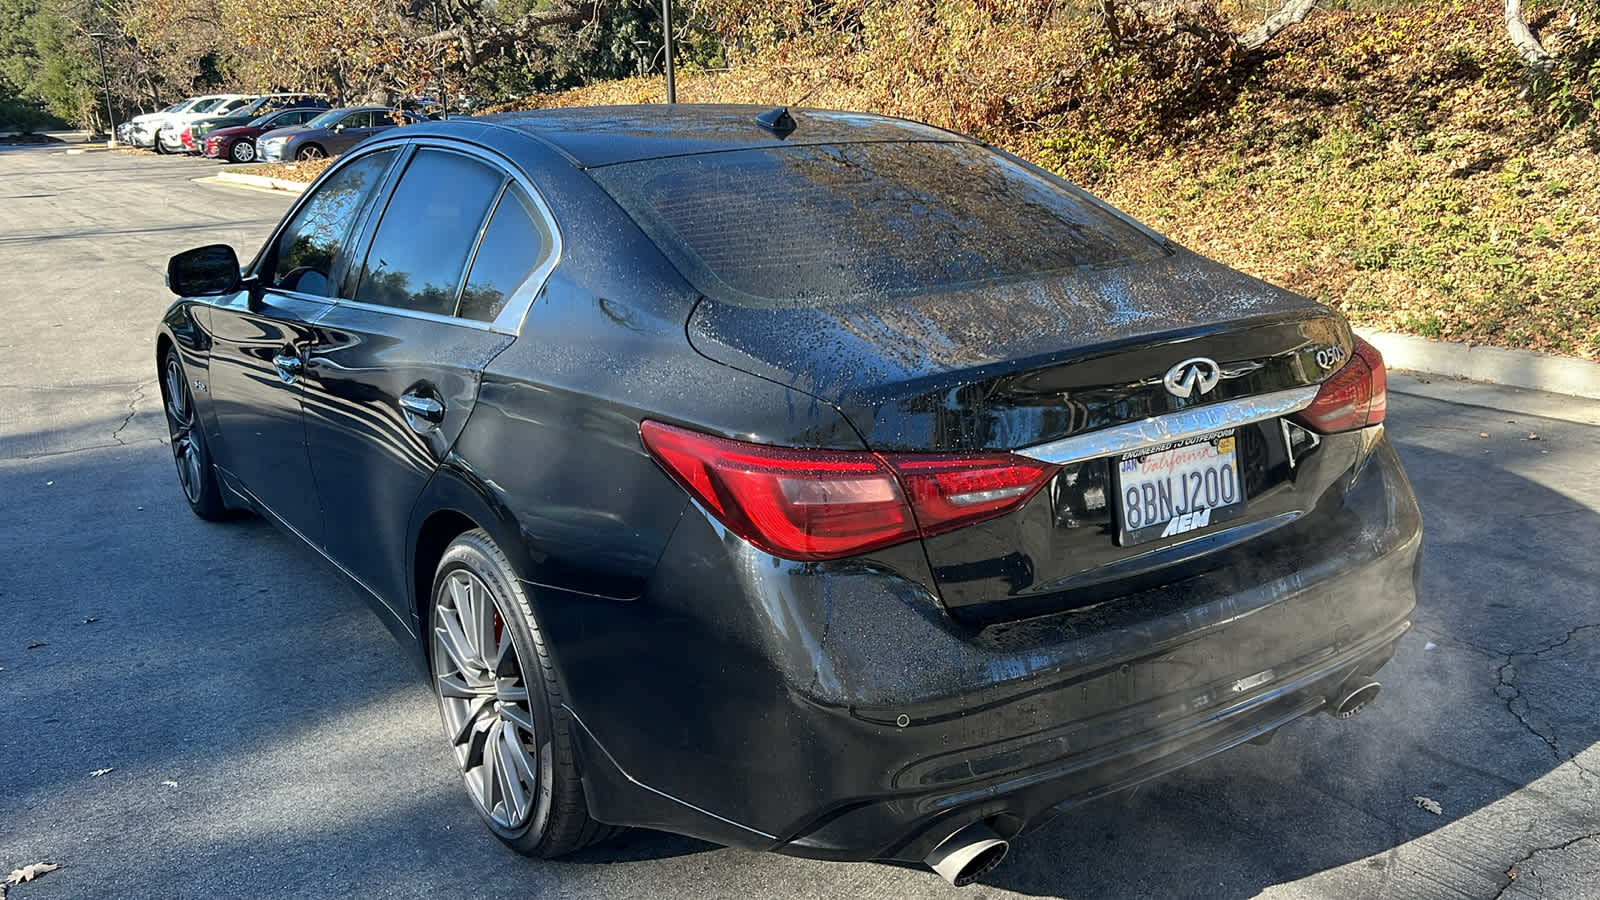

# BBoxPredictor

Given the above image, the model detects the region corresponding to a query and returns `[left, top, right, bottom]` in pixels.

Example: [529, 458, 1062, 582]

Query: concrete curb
[213, 170, 309, 193]
[1356, 330, 1600, 401]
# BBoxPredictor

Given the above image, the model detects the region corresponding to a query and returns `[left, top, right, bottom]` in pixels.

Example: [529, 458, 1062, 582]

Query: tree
[1504, 0, 1551, 67]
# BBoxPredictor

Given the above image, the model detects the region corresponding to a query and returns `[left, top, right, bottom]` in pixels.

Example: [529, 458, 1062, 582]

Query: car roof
[472, 104, 974, 168]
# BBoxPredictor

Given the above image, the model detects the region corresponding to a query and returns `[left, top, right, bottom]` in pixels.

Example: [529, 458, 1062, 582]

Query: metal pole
[662, 0, 675, 104]
[90, 33, 116, 144]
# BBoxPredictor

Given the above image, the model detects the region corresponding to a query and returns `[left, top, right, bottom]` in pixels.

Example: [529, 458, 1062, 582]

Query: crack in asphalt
[0, 379, 161, 462]
[111, 379, 154, 446]
[1494, 623, 1600, 781]
[1492, 832, 1600, 900]
[2, 436, 166, 462]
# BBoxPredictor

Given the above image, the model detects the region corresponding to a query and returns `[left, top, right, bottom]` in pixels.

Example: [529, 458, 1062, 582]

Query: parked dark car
[157, 105, 1420, 887]
[202, 106, 328, 163]
[255, 106, 422, 161]
[184, 94, 331, 156]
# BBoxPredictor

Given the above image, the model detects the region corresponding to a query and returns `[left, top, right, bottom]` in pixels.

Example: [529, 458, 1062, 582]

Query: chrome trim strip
[1016, 385, 1321, 466]
[245, 136, 563, 338]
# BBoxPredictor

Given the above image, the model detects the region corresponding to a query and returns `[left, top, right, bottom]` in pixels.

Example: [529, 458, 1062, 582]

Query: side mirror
[332, 124, 345, 133]
[167, 244, 242, 297]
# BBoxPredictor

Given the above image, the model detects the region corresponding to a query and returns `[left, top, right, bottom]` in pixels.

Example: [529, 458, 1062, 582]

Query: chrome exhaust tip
[1331, 680, 1381, 719]
[924, 822, 1009, 887]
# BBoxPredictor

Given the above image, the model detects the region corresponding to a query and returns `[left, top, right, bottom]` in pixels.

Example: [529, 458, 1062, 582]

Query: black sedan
[158, 105, 1420, 886]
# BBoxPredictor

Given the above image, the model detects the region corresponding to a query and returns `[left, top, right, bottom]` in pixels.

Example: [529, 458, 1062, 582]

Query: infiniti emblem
[1163, 357, 1222, 399]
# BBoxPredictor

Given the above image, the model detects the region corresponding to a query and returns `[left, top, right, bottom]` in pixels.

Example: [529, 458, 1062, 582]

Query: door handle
[399, 391, 445, 430]
[272, 352, 304, 383]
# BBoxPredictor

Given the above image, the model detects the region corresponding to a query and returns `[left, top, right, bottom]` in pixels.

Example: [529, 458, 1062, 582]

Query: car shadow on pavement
[2, 392, 1596, 898]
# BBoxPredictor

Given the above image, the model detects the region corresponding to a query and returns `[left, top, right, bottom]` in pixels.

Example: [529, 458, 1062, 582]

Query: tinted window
[339, 111, 372, 129]
[459, 186, 550, 322]
[306, 109, 344, 129]
[592, 142, 1169, 306]
[270, 149, 398, 296]
[352, 150, 503, 315]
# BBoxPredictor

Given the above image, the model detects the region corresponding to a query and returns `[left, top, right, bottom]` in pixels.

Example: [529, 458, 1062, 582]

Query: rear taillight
[1294, 335, 1388, 433]
[640, 421, 1058, 561]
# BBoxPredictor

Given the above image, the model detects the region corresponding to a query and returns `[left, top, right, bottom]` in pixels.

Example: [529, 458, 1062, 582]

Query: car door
[205, 146, 403, 545]
[328, 111, 378, 154]
[299, 143, 545, 616]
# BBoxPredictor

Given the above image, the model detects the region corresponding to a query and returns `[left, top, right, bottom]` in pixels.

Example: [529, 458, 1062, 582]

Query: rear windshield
[590, 141, 1169, 306]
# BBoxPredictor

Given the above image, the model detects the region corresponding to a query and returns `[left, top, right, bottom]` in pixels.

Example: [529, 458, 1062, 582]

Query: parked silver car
[255, 107, 422, 162]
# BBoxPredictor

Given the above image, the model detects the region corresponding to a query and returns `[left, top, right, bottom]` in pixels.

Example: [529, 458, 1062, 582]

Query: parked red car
[201, 107, 327, 163]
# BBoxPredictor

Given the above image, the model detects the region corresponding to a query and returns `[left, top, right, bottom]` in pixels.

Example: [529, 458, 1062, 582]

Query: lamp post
[661, 0, 675, 104]
[88, 32, 116, 146]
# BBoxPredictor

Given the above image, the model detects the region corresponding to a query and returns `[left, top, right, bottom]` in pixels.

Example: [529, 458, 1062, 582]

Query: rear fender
[404, 457, 542, 647]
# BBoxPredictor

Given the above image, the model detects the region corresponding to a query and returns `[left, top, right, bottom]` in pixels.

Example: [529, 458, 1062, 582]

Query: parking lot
[1, 144, 1597, 900]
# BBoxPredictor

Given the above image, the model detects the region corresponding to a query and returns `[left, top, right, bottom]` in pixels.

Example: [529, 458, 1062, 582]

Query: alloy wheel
[296, 145, 325, 161]
[432, 568, 539, 831]
[164, 356, 203, 505]
[230, 141, 255, 163]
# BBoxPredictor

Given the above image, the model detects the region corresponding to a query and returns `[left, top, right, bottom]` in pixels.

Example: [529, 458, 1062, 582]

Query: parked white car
[134, 94, 254, 153]
[126, 99, 203, 150]
[153, 95, 258, 154]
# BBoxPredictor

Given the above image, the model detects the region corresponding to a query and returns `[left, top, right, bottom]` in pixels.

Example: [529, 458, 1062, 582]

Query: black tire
[295, 143, 325, 161]
[228, 140, 255, 163]
[160, 346, 230, 521]
[153, 130, 170, 154]
[429, 529, 621, 857]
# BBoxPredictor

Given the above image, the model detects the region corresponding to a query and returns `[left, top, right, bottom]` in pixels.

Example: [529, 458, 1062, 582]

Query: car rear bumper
[547, 428, 1421, 861]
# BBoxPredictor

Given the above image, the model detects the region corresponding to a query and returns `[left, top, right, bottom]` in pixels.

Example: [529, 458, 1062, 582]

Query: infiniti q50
[157, 105, 1421, 886]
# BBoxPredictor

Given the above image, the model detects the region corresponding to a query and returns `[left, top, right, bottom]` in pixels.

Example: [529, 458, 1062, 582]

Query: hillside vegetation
[495, 0, 1600, 359]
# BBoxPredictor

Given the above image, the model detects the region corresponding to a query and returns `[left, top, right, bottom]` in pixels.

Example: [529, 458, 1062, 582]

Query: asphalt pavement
[2, 145, 1598, 900]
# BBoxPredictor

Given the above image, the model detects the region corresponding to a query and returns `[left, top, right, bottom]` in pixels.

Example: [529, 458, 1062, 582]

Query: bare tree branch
[1504, 0, 1553, 68]
[1237, 0, 1317, 53]
[419, 3, 596, 66]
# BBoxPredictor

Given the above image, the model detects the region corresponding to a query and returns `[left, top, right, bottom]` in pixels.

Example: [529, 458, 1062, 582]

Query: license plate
[1114, 430, 1246, 546]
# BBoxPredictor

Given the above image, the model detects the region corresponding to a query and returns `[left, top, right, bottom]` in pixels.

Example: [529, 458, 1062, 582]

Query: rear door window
[591, 141, 1169, 306]
[268, 148, 399, 296]
[350, 149, 504, 316]
[458, 185, 552, 323]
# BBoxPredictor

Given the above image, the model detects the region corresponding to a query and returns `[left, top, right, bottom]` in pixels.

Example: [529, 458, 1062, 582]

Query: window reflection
[271, 148, 397, 296]
[459, 186, 547, 322]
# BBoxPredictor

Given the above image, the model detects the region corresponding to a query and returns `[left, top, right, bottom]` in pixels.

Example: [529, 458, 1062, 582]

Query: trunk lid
[686, 248, 1350, 452]
[687, 249, 1354, 622]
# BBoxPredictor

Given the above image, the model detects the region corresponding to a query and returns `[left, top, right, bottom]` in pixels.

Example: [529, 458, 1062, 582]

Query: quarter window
[269, 148, 398, 296]
[351, 149, 503, 316]
[459, 186, 550, 323]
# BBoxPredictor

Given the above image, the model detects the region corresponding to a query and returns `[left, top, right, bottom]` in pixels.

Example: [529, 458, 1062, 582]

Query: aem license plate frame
[1113, 428, 1248, 547]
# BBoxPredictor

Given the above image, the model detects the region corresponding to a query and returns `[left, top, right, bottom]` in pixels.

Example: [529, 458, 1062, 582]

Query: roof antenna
[755, 107, 795, 135]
